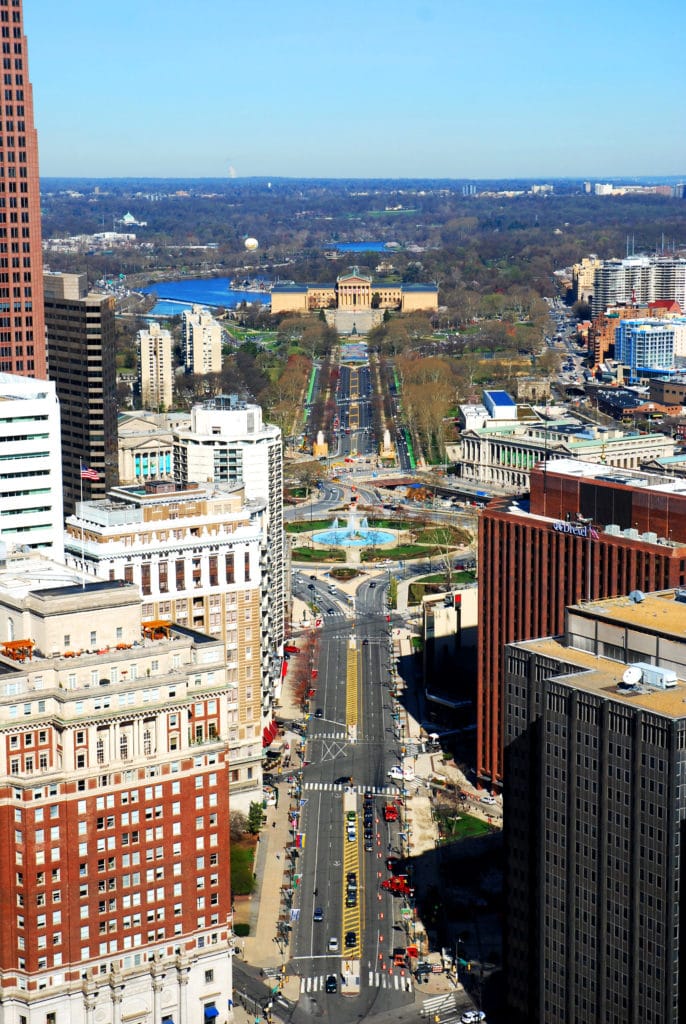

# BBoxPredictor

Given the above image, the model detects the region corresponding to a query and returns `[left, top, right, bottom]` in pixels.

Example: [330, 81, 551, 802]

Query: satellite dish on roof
[622, 665, 643, 686]
[629, 590, 645, 603]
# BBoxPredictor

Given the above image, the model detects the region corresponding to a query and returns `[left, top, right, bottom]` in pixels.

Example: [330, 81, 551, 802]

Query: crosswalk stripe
[302, 781, 401, 796]
[301, 972, 413, 993]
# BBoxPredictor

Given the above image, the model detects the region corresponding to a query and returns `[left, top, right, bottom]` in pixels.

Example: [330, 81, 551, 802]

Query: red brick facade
[477, 463, 686, 786]
[0, 0, 45, 378]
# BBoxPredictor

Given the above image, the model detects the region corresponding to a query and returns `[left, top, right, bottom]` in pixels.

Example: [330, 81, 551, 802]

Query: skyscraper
[43, 272, 118, 515]
[503, 591, 686, 1023]
[0, 0, 45, 378]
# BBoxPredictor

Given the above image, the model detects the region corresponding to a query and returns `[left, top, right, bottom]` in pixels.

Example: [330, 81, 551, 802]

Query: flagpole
[80, 460, 85, 590]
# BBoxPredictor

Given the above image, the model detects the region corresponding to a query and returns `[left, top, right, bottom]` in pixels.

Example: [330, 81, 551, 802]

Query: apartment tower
[478, 458, 686, 787]
[43, 272, 118, 515]
[0, 0, 45, 378]
[138, 323, 173, 411]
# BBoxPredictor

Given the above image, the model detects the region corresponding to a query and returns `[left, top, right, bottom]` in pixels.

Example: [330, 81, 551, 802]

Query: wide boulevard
[288, 572, 414, 1021]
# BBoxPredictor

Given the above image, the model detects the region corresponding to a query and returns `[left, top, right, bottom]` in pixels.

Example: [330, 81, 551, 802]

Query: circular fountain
[312, 513, 396, 549]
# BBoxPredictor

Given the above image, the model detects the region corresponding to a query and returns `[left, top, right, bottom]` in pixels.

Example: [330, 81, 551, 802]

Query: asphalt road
[287, 577, 415, 1021]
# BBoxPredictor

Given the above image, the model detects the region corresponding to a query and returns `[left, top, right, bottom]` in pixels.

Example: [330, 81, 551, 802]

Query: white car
[461, 1011, 486, 1023]
[328, 936, 339, 952]
[480, 794, 496, 805]
[387, 765, 415, 781]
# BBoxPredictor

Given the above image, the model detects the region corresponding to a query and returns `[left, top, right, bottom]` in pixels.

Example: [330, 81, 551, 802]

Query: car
[325, 974, 338, 994]
[327, 608, 335, 615]
[347, 871, 357, 885]
[369, 581, 376, 588]
[347, 828, 356, 842]
[461, 1012, 486, 1023]
[481, 794, 497, 805]
[328, 936, 339, 952]
[308, 583, 315, 590]
[310, 575, 317, 581]
[345, 930, 357, 949]
[313, 906, 323, 922]
[364, 838, 374, 852]
[345, 891, 357, 907]
[315, 708, 323, 718]
[346, 810, 356, 821]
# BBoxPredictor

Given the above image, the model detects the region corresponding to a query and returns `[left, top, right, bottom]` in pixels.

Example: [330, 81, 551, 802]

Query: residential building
[614, 318, 676, 379]
[0, 371, 63, 558]
[503, 590, 686, 1023]
[43, 272, 117, 514]
[63, 480, 268, 810]
[138, 323, 173, 411]
[589, 256, 686, 317]
[0, 553, 234, 1024]
[182, 306, 222, 376]
[478, 458, 686, 787]
[174, 396, 285, 647]
[0, 0, 45, 379]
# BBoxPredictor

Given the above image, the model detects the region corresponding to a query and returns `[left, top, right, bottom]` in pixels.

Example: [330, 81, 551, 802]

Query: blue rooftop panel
[485, 390, 515, 407]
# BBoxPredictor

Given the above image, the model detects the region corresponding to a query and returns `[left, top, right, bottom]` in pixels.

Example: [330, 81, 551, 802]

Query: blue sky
[25, 0, 686, 179]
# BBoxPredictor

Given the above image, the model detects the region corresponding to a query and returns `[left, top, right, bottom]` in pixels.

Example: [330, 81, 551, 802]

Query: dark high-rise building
[0, 0, 45, 378]
[503, 591, 686, 1024]
[44, 272, 117, 514]
[478, 458, 686, 787]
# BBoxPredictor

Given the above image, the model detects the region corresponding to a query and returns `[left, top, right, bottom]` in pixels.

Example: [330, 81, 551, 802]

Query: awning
[262, 727, 272, 747]
[204, 1008, 219, 1020]
[268, 721, 279, 740]
[281, 661, 288, 677]
[162, 1017, 175, 1024]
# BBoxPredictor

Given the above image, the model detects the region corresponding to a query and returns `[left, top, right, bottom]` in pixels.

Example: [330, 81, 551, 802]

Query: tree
[371, 292, 381, 309]
[247, 801, 264, 835]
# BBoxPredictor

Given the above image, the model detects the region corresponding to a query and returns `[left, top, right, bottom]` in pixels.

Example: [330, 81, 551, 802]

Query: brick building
[478, 458, 686, 787]
[0, 554, 234, 1024]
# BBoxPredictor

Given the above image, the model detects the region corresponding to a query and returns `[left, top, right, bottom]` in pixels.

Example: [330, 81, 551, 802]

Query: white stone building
[0, 372, 64, 559]
[63, 480, 268, 810]
[173, 397, 285, 648]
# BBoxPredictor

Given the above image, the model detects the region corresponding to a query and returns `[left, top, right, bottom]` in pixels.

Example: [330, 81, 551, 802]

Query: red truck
[383, 803, 399, 822]
[381, 876, 414, 897]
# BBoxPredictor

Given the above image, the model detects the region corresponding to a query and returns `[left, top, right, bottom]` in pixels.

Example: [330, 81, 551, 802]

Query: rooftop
[517, 590, 686, 718]
[537, 457, 686, 496]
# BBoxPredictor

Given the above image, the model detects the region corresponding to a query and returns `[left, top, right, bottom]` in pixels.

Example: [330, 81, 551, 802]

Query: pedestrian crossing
[310, 731, 348, 740]
[302, 781, 401, 796]
[422, 992, 458, 1014]
[300, 971, 413, 992]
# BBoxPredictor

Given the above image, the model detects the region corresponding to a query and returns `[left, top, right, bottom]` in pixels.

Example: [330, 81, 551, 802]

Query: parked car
[345, 930, 357, 949]
[481, 794, 497, 805]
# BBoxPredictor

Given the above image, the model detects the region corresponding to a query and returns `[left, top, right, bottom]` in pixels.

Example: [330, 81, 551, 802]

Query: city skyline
[26, 0, 686, 179]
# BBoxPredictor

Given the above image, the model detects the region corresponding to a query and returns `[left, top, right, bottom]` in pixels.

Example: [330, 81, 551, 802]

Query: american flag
[80, 464, 99, 481]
